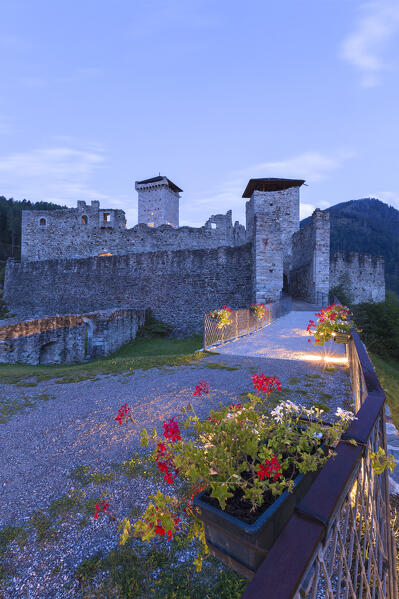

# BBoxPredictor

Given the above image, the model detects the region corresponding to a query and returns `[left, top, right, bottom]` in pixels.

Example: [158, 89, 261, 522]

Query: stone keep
[244, 178, 305, 302]
[135, 176, 182, 228]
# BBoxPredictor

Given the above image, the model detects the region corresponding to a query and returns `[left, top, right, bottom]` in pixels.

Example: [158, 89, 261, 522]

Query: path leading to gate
[213, 308, 346, 363]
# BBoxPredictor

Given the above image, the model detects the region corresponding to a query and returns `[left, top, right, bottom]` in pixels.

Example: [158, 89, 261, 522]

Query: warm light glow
[98, 252, 113, 257]
[300, 353, 348, 365]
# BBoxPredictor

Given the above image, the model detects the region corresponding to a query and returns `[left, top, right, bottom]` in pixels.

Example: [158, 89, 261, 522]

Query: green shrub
[352, 292, 399, 361]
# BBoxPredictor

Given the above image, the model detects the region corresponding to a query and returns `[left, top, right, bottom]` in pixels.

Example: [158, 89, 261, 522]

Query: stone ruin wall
[330, 252, 385, 304]
[21, 201, 246, 262]
[4, 244, 253, 336]
[0, 308, 146, 365]
[290, 209, 330, 303]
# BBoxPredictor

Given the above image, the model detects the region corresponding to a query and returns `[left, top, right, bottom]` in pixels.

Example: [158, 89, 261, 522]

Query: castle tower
[243, 178, 305, 302]
[135, 176, 182, 228]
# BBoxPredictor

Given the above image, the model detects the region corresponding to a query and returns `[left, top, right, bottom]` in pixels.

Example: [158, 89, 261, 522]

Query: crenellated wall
[21, 201, 246, 262]
[330, 252, 385, 304]
[4, 244, 253, 335]
[0, 308, 146, 365]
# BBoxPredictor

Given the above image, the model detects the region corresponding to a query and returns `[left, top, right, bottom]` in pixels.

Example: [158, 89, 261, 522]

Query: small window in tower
[103, 212, 111, 222]
[148, 223, 154, 227]
[211, 223, 217, 229]
[39, 217, 46, 227]
[81, 215, 88, 225]
[151, 212, 154, 215]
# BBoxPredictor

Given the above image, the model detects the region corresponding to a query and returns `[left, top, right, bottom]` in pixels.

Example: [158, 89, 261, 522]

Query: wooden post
[235, 311, 238, 339]
[247, 310, 250, 336]
[203, 315, 207, 350]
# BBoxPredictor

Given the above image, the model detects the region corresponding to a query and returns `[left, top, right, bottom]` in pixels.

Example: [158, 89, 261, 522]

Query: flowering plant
[208, 306, 233, 329]
[307, 303, 352, 346]
[105, 376, 356, 571]
[250, 303, 267, 320]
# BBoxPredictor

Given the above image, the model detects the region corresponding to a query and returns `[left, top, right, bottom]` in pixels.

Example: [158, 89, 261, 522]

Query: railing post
[203, 314, 206, 350]
[247, 310, 250, 335]
[235, 311, 238, 339]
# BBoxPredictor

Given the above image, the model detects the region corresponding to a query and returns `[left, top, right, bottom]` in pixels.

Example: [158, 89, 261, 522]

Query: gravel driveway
[0, 340, 351, 598]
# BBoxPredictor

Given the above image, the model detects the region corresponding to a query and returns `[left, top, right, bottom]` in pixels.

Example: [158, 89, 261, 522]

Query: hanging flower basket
[208, 306, 233, 329]
[250, 304, 267, 320]
[306, 303, 352, 346]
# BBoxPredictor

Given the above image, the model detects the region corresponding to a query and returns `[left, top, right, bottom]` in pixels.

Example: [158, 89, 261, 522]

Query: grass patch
[77, 541, 247, 599]
[0, 393, 56, 423]
[30, 510, 57, 543]
[288, 376, 301, 385]
[201, 361, 239, 371]
[319, 392, 333, 401]
[0, 525, 27, 554]
[118, 452, 159, 480]
[0, 335, 204, 384]
[70, 465, 117, 486]
[48, 489, 85, 517]
[371, 354, 399, 429]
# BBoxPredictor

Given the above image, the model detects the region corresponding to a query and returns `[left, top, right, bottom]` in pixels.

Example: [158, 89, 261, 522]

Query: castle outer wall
[4, 244, 253, 335]
[330, 252, 385, 304]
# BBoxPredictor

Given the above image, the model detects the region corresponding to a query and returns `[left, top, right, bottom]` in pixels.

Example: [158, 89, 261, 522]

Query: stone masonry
[3, 174, 387, 363]
[330, 252, 385, 304]
[290, 209, 330, 304]
[4, 245, 253, 336]
[0, 308, 146, 365]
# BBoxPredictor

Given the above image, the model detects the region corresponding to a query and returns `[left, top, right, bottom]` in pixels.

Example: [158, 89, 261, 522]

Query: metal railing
[241, 327, 397, 599]
[203, 296, 292, 350]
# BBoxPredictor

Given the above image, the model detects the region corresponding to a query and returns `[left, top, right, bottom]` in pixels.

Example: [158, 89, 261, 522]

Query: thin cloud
[0, 144, 117, 207]
[240, 151, 354, 183]
[340, 1, 399, 87]
[189, 150, 354, 225]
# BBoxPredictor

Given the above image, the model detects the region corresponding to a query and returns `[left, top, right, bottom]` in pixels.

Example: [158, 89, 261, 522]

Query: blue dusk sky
[0, 0, 398, 227]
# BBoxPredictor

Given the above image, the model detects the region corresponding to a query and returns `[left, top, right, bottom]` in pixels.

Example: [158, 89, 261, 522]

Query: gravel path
[0, 319, 352, 599]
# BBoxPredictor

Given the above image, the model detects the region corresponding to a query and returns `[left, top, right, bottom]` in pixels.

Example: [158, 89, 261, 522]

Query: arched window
[81, 215, 88, 225]
[39, 217, 46, 227]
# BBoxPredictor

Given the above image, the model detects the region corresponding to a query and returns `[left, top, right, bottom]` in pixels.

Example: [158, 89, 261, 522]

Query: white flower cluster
[271, 401, 326, 424]
[335, 407, 357, 422]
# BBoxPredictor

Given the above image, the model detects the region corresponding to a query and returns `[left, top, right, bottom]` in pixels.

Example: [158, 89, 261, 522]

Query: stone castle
[1, 175, 385, 364]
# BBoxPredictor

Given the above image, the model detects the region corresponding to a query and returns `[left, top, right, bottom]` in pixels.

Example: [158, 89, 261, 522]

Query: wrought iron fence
[241, 327, 398, 599]
[203, 296, 292, 350]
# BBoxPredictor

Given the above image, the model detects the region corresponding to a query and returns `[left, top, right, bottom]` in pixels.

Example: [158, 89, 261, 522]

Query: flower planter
[333, 332, 351, 344]
[193, 469, 320, 579]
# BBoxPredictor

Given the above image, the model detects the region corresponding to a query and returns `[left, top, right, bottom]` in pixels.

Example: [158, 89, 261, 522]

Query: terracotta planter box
[193, 469, 320, 579]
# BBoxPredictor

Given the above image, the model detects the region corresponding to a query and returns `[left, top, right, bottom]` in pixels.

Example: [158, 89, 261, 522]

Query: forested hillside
[0, 196, 66, 260]
[301, 198, 399, 295]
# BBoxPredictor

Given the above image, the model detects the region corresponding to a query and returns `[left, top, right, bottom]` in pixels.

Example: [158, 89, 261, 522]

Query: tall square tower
[135, 176, 182, 228]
